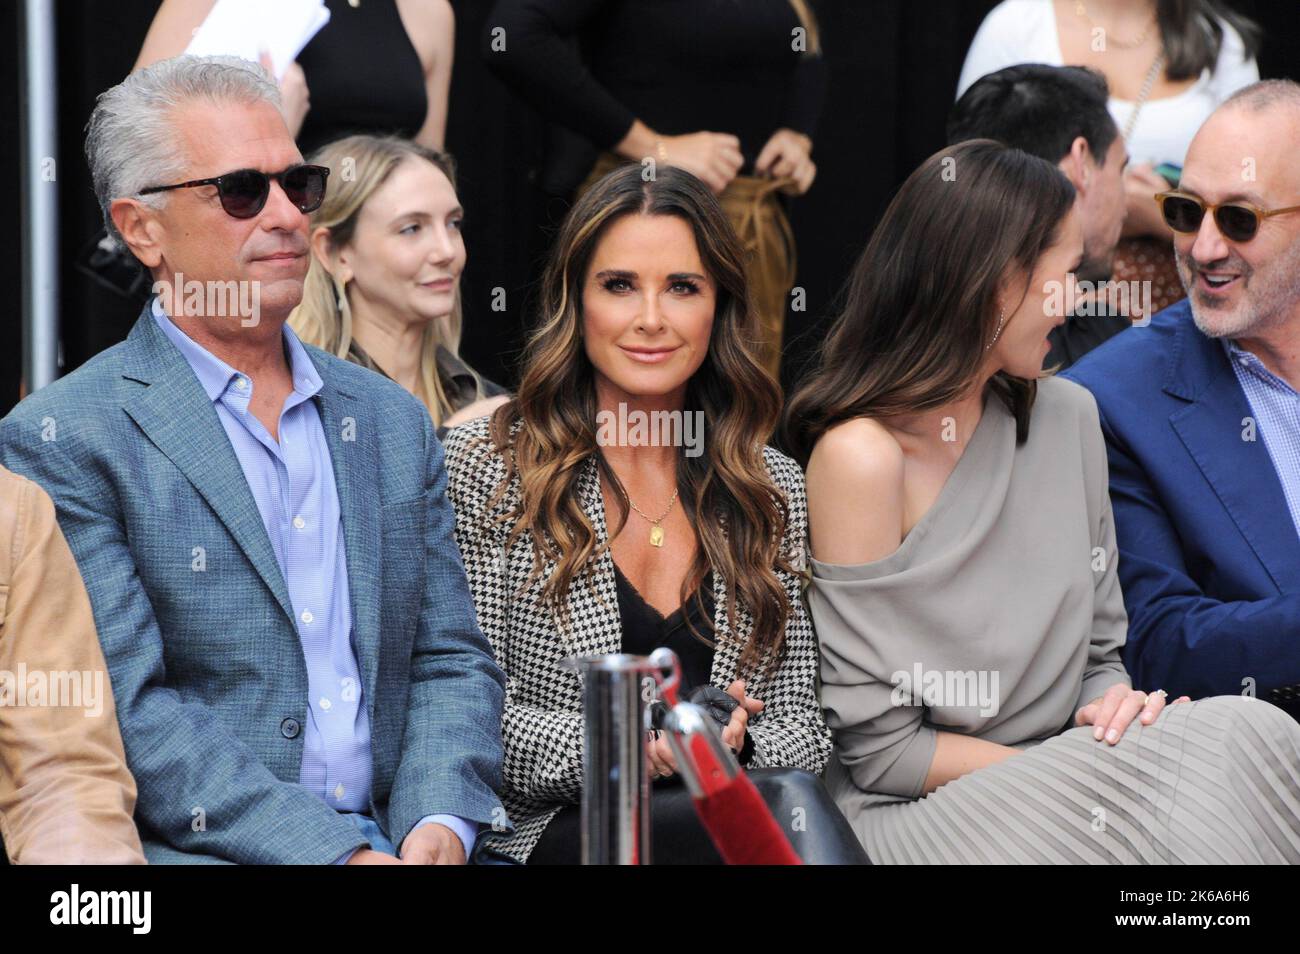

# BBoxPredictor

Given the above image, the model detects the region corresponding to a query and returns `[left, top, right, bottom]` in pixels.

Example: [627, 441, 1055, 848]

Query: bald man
[1065, 80, 1300, 719]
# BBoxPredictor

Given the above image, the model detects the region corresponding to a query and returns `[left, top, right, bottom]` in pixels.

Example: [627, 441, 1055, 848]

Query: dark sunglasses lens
[1216, 204, 1260, 242]
[1162, 196, 1204, 233]
[218, 170, 270, 218]
[283, 166, 327, 213]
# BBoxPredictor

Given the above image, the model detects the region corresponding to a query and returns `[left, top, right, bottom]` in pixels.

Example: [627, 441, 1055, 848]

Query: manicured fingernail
[1094, 726, 1104, 740]
[1106, 729, 1119, 743]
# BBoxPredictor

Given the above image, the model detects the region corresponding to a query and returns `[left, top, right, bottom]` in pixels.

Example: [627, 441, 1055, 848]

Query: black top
[614, 561, 716, 693]
[484, 0, 826, 186]
[614, 560, 756, 767]
[296, 0, 428, 156]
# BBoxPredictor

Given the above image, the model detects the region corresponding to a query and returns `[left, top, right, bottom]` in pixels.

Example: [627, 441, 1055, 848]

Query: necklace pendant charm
[649, 525, 665, 548]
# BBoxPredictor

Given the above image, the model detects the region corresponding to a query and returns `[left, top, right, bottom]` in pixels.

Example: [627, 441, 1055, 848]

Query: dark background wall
[5, 0, 1296, 413]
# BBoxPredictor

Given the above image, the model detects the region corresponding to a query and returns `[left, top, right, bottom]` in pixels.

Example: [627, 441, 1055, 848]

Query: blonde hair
[289, 134, 479, 427]
[788, 0, 821, 54]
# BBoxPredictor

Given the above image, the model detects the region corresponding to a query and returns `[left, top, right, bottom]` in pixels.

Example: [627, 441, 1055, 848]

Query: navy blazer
[1065, 300, 1300, 714]
[0, 306, 509, 863]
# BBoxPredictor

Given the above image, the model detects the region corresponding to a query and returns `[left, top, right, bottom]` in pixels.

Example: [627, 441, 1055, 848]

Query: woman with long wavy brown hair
[442, 163, 864, 865]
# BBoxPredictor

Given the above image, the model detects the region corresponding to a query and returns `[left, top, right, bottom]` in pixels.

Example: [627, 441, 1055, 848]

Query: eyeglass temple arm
[139, 177, 221, 196]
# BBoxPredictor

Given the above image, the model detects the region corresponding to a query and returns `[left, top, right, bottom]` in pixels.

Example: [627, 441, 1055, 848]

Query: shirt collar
[150, 296, 323, 403]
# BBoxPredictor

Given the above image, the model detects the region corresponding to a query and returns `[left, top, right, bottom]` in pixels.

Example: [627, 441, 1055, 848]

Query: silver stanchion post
[561, 651, 678, 865]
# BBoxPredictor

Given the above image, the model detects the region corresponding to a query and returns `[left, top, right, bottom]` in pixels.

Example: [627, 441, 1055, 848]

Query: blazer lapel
[310, 361, 382, 716]
[1166, 317, 1300, 593]
[572, 457, 623, 659]
[120, 309, 297, 626]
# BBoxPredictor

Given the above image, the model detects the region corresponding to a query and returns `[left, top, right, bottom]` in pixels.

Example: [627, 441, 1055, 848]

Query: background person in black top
[483, 0, 826, 380]
[134, 0, 455, 151]
[948, 64, 1135, 370]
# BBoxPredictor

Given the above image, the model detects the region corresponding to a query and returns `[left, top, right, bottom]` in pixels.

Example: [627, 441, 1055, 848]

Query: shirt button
[293, 515, 306, 530]
[319, 697, 332, 711]
[234, 377, 248, 390]
[300, 610, 314, 624]
[334, 783, 346, 801]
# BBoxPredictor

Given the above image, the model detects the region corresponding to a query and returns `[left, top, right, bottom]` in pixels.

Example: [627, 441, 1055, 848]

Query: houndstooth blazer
[442, 414, 832, 863]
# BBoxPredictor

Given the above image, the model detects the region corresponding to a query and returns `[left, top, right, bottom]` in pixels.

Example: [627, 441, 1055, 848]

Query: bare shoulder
[806, 418, 905, 493]
[805, 418, 905, 564]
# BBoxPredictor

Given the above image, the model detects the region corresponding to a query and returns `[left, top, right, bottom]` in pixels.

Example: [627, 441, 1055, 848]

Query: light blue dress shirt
[151, 299, 475, 861]
[1224, 337, 1300, 538]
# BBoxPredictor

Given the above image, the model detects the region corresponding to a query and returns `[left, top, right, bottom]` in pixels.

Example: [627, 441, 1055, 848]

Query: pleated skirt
[829, 695, 1300, 864]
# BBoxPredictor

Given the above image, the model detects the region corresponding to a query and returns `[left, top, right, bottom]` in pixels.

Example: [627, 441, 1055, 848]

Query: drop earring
[985, 307, 1007, 352]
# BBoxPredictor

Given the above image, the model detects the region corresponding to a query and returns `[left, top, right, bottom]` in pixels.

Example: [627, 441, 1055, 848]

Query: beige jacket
[0, 466, 144, 863]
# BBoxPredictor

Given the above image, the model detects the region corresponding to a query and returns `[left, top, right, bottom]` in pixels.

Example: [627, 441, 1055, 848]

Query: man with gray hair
[1066, 79, 1300, 721]
[0, 55, 510, 863]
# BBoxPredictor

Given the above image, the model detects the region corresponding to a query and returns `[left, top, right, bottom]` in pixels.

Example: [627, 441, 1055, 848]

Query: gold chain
[624, 487, 679, 548]
[1075, 2, 1157, 50]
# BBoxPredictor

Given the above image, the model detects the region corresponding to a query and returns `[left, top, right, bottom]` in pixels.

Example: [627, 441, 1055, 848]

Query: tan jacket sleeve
[0, 469, 146, 863]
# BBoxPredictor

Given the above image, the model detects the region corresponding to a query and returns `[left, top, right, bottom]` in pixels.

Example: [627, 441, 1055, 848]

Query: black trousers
[527, 767, 870, 865]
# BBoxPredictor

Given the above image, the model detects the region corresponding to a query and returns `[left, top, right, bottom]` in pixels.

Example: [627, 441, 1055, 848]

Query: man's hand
[345, 848, 402, 865]
[401, 822, 468, 865]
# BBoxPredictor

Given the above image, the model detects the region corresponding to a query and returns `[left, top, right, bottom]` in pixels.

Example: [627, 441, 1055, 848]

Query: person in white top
[958, 0, 1259, 241]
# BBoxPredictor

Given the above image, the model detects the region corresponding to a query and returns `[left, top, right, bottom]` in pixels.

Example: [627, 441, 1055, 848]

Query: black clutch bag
[648, 684, 738, 731]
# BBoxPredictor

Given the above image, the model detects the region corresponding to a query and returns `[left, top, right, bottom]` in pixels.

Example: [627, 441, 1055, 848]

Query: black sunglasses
[139, 164, 330, 219]
[1155, 190, 1300, 243]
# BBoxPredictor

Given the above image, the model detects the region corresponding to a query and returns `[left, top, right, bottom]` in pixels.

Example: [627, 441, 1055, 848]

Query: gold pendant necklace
[625, 488, 679, 548]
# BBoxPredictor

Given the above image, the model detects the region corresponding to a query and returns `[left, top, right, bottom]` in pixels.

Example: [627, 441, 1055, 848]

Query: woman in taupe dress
[783, 138, 1300, 863]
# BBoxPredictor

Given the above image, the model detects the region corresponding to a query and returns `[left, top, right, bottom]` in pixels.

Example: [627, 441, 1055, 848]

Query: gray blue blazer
[0, 306, 509, 863]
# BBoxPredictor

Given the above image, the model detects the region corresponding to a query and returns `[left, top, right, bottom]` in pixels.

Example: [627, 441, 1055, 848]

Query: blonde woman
[443, 163, 865, 864]
[290, 135, 507, 436]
